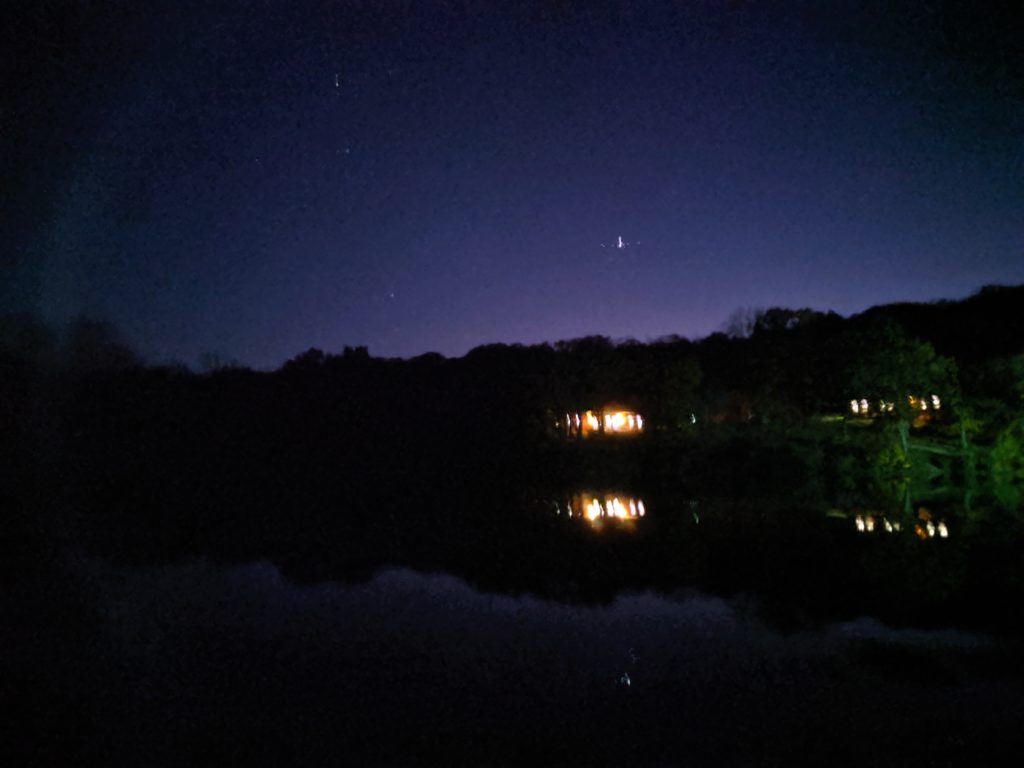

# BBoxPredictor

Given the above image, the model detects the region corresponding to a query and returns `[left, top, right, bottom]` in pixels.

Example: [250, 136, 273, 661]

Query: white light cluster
[855, 514, 900, 533]
[854, 514, 948, 539]
[849, 395, 936, 416]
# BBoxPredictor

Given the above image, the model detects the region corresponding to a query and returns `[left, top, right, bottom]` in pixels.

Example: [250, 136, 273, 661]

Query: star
[600, 235, 632, 250]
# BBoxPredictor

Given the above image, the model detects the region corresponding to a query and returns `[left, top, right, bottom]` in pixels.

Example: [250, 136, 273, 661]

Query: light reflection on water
[551, 495, 955, 539]
[557, 492, 646, 526]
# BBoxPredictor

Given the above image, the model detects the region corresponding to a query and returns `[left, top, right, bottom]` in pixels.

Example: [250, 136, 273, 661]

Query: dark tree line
[3, 287, 1024, 624]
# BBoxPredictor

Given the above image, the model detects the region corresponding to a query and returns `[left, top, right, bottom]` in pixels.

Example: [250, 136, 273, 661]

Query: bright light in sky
[8, 1, 1022, 368]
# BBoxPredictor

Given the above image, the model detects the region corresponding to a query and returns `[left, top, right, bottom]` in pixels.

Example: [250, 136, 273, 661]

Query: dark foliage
[3, 286, 1024, 632]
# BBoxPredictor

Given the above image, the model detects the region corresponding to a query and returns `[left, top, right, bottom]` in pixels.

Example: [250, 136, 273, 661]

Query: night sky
[7, 1, 1023, 368]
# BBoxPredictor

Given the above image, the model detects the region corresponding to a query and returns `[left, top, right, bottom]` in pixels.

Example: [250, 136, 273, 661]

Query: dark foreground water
[6, 554, 1023, 767]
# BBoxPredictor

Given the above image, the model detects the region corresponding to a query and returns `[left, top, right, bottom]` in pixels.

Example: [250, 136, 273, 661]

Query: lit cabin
[557, 404, 645, 438]
[848, 394, 941, 425]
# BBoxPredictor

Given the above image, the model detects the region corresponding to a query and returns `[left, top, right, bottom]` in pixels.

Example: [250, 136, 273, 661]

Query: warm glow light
[937, 521, 948, 538]
[567, 407, 645, 437]
[850, 400, 859, 414]
[567, 492, 646, 526]
[603, 410, 643, 433]
[932, 395, 941, 410]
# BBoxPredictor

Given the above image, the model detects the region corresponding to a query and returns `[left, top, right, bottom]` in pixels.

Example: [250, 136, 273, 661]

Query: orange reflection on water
[564, 492, 646, 526]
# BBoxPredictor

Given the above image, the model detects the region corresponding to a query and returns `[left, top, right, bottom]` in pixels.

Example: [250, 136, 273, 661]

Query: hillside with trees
[3, 286, 1024, 629]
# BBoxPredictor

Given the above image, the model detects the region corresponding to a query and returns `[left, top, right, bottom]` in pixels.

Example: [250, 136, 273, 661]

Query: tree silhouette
[63, 317, 138, 371]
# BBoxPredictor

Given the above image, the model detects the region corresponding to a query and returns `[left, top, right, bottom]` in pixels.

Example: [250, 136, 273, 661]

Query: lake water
[5, 556, 1020, 766]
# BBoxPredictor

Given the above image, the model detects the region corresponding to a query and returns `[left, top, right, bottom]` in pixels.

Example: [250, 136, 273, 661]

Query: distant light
[568, 492, 646, 527]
